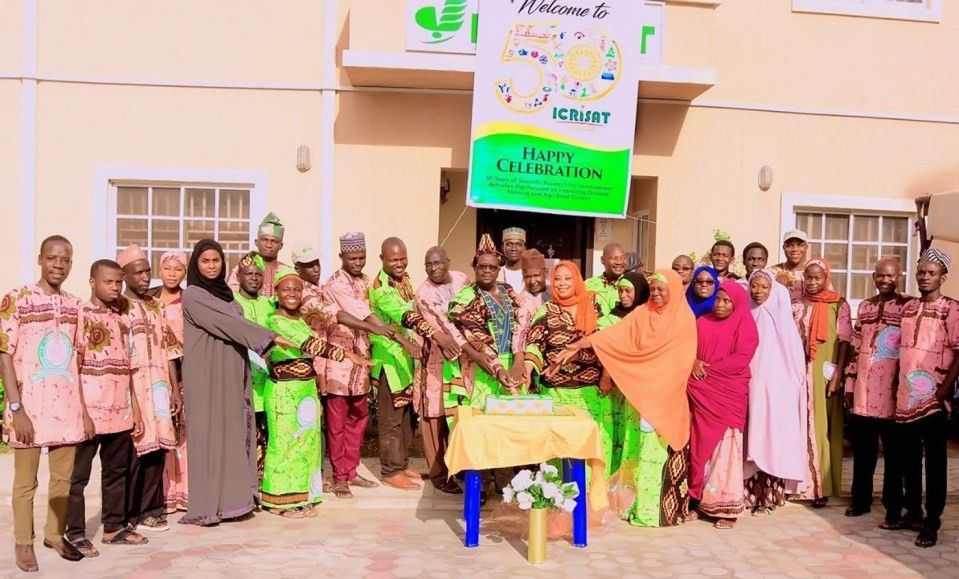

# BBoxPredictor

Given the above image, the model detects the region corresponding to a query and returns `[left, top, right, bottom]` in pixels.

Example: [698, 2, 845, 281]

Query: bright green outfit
[585, 275, 619, 315]
[261, 313, 345, 510]
[235, 292, 274, 412]
[448, 283, 519, 409]
[616, 404, 674, 526]
[368, 270, 433, 394]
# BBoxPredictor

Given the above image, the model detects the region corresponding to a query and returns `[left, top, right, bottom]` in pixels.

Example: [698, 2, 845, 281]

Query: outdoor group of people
[1, 213, 956, 573]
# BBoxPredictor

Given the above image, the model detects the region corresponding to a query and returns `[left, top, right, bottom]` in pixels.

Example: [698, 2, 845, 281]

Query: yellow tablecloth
[444, 406, 609, 510]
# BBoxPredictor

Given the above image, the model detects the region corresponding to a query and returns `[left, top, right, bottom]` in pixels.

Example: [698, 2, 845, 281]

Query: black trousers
[886, 412, 948, 530]
[127, 449, 167, 524]
[848, 415, 908, 515]
[66, 431, 134, 538]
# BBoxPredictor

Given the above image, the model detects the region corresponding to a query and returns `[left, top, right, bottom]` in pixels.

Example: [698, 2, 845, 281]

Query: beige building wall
[5, 0, 959, 299]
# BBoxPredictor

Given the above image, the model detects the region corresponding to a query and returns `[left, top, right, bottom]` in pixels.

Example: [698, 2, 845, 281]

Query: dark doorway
[476, 208, 594, 273]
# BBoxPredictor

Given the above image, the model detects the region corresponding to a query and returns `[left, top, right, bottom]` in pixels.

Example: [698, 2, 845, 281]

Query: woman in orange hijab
[522, 261, 613, 471]
[559, 269, 697, 527]
[792, 258, 852, 507]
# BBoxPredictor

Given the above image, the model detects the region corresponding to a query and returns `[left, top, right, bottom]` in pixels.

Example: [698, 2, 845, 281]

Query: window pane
[824, 214, 849, 240]
[185, 188, 216, 218]
[184, 219, 215, 246]
[832, 273, 847, 296]
[150, 251, 164, 278]
[219, 221, 251, 253]
[151, 219, 180, 249]
[796, 213, 822, 239]
[852, 244, 879, 270]
[824, 243, 848, 268]
[882, 217, 908, 243]
[882, 246, 908, 270]
[850, 273, 873, 301]
[224, 251, 244, 273]
[220, 189, 250, 220]
[117, 218, 148, 247]
[117, 187, 148, 215]
[853, 216, 879, 242]
[152, 187, 180, 217]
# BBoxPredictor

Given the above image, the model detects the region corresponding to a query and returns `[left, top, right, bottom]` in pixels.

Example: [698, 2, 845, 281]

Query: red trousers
[323, 394, 369, 483]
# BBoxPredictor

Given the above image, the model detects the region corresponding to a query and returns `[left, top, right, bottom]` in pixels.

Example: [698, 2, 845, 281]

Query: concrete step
[0, 452, 465, 511]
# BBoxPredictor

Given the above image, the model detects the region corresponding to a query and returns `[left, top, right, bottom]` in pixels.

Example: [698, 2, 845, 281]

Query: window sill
[792, 0, 942, 23]
[666, 0, 721, 6]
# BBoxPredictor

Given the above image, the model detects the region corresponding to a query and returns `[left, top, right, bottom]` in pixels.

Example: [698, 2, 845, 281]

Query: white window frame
[632, 210, 651, 270]
[793, 0, 942, 23]
[781, 193, 917, 312]
[93, 167, 268, 276]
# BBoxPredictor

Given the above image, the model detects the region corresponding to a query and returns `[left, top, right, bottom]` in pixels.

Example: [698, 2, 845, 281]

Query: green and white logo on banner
[466, 0, 647, 218]
[406, 0, 479, 53]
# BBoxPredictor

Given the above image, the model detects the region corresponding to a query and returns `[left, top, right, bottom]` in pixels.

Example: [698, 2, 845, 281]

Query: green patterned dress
[262, 314, 346, 510]
[448, 283, 520, 409]
[523, 301, 617, 477]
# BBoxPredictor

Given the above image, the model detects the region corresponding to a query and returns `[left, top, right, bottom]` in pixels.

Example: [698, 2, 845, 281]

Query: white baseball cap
[292, 244, 321, 264]
[782, 229, 808, 243]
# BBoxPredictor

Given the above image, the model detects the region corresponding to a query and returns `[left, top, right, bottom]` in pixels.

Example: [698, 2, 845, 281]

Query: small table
[445, 407, 608, 549]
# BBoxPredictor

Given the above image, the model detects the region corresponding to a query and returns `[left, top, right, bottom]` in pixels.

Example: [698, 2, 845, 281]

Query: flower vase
[527, 507, 548, 564]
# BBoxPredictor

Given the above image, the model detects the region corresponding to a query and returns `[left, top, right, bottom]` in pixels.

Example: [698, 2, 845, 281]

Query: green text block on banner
[466, 0, 648, 218]
[469, 123, 630, 216]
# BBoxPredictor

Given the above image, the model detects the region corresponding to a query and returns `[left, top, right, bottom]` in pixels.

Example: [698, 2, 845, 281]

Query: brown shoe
[382, 474, 421, 490]
[42, 538, 84, 561]
[348, 475, 380, 488]
[15, 544, 39, 572]
[402, 468, 427, 480]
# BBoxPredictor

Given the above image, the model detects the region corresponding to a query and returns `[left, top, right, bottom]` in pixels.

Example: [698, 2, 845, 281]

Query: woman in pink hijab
[687, 280, 759, 529]
[744, 269, 809, 515]
[150, 251, 189, 513]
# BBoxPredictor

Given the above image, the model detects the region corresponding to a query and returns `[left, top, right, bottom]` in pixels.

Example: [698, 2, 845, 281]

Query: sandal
[303, 505, 321, 518]
[332, 482, 353, 499]
[915, 528, 938, 548]
[811, 497, 828, 509]
[101, 528, 149, 546]
[67, 536, 100, 557]
[433, 480, 464, 495]
[267, 507, 306, 519]
[685, 510, 700, 522]
[714, 519, 736, 530]
[752, 507, 775, 517]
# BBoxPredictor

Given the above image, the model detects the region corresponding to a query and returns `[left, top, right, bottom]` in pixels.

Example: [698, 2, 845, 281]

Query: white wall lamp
[296, 145, 312, 172]
[758, 165, 773, 191]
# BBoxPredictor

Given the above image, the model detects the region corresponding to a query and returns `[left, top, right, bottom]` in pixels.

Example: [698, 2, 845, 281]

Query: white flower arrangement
[502, 463, 579, 512]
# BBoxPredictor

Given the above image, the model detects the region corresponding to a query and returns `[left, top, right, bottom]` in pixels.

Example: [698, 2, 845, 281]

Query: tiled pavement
[0, 454, 957, 578]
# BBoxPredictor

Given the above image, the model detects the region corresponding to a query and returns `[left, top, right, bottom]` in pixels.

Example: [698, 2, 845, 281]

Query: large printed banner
[467, 0, 645, 217]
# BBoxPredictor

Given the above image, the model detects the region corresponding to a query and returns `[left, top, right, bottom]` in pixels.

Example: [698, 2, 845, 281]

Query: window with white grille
[795, 211, 914, 304]
[113, 183, 253, 275]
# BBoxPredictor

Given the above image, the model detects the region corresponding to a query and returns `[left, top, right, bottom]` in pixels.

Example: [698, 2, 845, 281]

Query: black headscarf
[187, 239, 234, 303]
[609, 269, 650, 318]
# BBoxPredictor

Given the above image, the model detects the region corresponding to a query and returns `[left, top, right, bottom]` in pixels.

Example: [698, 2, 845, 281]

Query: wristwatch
[9, 402, 22, 413]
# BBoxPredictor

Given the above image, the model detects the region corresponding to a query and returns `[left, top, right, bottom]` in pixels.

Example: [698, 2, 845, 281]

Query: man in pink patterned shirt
[118, 245, 183, 533]
[891, 248, 959, 548]
[843, 257, 919, 527]
[67, 260, 148, 556]
[1, 235, 93, 570]
[415, 246, 468, 494]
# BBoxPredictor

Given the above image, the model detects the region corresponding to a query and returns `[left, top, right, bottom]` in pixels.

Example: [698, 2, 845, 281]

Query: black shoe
[845, 506, 871, 517]
[42, 538, 84, 562]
